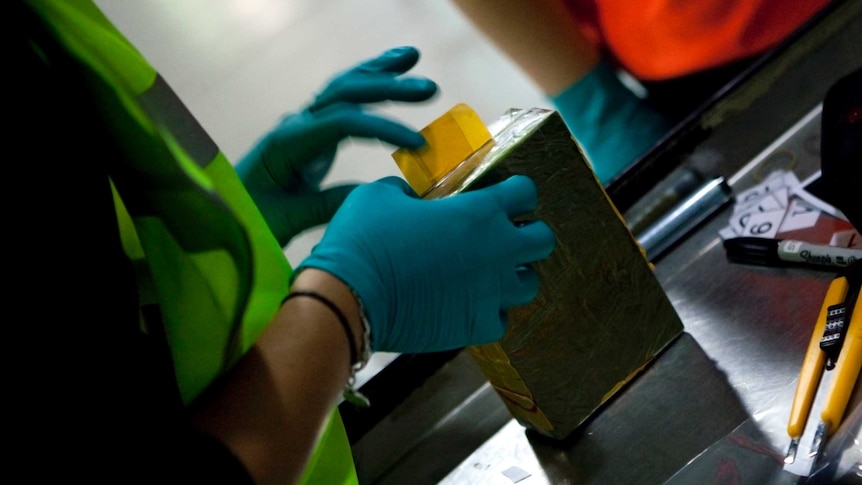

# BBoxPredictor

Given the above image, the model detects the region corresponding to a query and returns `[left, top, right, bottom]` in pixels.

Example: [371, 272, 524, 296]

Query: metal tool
[636, 177, 733, 260]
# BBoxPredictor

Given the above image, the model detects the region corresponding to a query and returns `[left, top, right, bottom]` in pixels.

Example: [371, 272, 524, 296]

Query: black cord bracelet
[282, 290, 359, 368]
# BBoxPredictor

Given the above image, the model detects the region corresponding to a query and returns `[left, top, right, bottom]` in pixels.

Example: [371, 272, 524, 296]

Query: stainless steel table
[436, 108, 860, 485]
[348, 2, 862, 483]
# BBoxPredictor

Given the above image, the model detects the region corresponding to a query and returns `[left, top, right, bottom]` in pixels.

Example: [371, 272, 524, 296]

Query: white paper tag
[779, 198, 820, 232]
[741, 210, 784, 238]
[719, 226, 739, 240]
[830, 230, 861, 249]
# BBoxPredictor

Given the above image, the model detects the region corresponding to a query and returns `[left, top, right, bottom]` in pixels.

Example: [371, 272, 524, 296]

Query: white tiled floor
[95, 0, 548, 266]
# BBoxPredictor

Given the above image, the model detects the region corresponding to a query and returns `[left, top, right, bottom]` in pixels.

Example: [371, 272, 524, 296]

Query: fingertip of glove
[515, 220, 557, 263]
[369, 46, 420, 72]
[397, 78, 438, 99]
[401, 129, 428, 148]
[385, 45, 419, 58]
[503, 174, 538, 194]
[484, 175, 539, 217]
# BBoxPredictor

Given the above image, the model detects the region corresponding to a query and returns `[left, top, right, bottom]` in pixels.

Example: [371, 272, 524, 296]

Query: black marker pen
[723, 237, 862, 269]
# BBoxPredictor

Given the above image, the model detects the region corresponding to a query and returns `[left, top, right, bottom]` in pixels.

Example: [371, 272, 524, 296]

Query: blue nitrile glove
[236, 46, 438, 246]
[551, 60, 672, 184]
[296, 175, 556, 354]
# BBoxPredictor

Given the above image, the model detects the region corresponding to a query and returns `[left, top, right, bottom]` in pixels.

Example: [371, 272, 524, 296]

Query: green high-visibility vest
[24, 1, 356, 483]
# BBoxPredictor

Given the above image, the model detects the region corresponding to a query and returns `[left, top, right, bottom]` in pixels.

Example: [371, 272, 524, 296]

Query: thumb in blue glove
[236, 46, 438, 246]
[296, 175, 556, 354]
[551, 59, 672, 184]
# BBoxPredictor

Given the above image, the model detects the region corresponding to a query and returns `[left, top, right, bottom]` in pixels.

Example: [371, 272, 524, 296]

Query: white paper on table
[739, 210, 785, 238]
[778, 198, 821, 233]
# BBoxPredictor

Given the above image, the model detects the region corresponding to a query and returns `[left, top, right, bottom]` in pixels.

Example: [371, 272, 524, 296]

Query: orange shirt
[564, 0, 831, 80]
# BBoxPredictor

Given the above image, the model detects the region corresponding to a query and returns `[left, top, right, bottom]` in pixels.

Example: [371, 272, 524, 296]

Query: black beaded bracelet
[283, 290, 359, 368]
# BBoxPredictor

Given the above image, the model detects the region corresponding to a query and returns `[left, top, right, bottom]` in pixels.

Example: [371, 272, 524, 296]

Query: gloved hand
[296, 175, 556, 354]
[236, 46, 438, 246]
[551, 59, 672, 184]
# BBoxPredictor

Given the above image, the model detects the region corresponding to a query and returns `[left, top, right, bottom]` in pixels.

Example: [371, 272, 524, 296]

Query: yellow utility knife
[785, 260, 861, 465]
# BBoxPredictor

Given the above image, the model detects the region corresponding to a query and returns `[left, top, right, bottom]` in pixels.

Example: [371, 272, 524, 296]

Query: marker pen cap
[723, 237, 784, 266]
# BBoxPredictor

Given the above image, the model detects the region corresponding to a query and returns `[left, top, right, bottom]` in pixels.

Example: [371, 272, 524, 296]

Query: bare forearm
[191, 269, 364, 484]
[451, 0, 599, 94]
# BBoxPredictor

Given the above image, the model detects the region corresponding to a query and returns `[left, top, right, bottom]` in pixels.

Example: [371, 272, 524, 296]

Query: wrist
[296, 247, 386, 351]
[290, 269, 369, 368]
[549, 59, 671, 183]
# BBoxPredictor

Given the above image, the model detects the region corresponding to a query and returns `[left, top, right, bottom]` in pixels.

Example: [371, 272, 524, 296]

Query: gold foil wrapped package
[393, 105, 683, 439]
